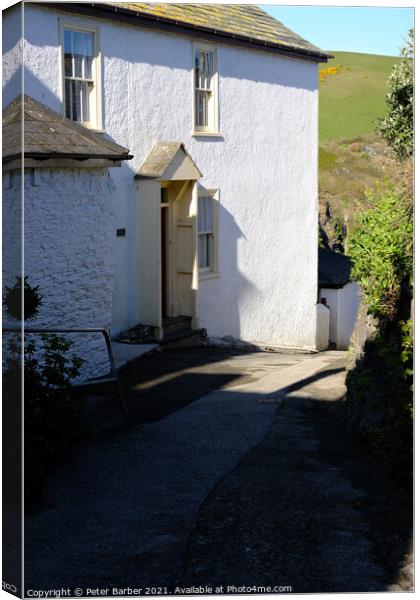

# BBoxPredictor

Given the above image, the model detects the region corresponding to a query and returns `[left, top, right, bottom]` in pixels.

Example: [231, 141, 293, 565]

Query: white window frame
[198, 188, 219, 279]
[60, 18, 103, 130]
[192, 43, 219, 136]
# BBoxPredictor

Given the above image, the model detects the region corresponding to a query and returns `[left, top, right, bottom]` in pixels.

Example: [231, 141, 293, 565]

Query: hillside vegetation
[317, 50, 410, 246]
[319, 51, 400, 142]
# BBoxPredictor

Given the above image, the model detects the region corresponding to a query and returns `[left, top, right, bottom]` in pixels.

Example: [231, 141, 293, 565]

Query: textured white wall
[8, 4, 319, 350]
[319, 283, 360, 350]
[2, 4, 23, 107]
[319, 288, 338, 344]
[337, 282, 360, 350]
[316, 303, 330, 351]
[2, 169, 117, 380]
[2, 172, 22, 295]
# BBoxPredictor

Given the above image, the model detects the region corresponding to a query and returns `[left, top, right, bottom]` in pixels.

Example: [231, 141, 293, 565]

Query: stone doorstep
[118, 317, 195, 345]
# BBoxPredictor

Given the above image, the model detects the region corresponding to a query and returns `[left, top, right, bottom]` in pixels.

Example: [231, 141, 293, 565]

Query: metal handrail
[3, 326, 130, 423]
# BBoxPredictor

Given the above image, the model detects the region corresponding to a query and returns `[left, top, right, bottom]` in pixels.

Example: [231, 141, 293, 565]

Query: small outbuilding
[318, 248, 360, 350]
[2, 95, 132, 377]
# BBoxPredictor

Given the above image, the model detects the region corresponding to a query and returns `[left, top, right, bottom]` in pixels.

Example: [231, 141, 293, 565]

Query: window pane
[84, 34, 93, 79]
[205, 52, 213, 88]
[198, 197, 213, 234]
[206, 197, 213, 230]
[64, 29, 72, 53]
[73, 31, 83, 77]
[196, 90, 208, 127]
[65, 79, 71, 118]
[198, 234, 209, 269]
[85, 54, 93, 80]
[198, 198, 203, 232]
[195, 53, 200, 88]
[64, 30, 73, 76]
[206, 234, 213, 267]
[72, 80, 81, 121]
[81, 81, 90, 122]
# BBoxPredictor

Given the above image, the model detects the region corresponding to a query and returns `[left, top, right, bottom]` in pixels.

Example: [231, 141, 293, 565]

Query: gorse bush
[377, 29, 413, 160]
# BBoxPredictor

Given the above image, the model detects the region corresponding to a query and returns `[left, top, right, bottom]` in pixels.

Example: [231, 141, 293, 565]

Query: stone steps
[159, 327, 201, 348]
[118, 316, 201, 349]
[162, 316, 192, 337]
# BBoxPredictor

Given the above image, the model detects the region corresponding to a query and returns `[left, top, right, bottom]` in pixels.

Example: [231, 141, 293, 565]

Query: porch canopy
[135, 141, 202, 181]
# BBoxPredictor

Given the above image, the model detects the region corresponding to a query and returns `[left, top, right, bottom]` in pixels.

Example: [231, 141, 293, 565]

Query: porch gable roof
[135, 142, 202, 181]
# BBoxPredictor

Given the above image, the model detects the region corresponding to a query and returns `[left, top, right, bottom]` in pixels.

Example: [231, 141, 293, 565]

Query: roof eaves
[44, 2, 329, 63]
[3, 151, 134, 165]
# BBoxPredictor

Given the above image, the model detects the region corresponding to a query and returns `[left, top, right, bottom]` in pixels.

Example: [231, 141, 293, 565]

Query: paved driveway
[24, 349, 412, 594]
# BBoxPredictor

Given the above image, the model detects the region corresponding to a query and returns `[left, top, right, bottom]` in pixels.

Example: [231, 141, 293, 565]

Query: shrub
[348, 182, 413, 320]
[346, 183, 413, 476]
[3, 276, 42, 321]
[2, 278, 84, 501]
[377, 29, 413, 160]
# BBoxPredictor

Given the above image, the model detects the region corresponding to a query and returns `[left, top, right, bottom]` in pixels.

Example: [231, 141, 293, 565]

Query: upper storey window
[62, 24, 102, 129]
[194, 46, 219, 134]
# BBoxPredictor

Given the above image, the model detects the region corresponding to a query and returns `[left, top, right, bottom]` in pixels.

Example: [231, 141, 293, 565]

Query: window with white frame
[63, 26, 101, 128]
[198, 191, 218, 272]
[194, 47, 218, 133]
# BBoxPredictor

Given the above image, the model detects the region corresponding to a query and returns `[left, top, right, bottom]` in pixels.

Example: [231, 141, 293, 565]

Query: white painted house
[2, 2, 328, 377]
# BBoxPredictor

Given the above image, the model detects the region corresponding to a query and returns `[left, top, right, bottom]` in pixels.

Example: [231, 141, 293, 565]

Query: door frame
[161, 180, 198, 329]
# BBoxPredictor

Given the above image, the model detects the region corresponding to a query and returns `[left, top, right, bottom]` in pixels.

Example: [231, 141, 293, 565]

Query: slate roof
[135, 141, 202, 178]
[2, 95, 133, 164]
[318, 248, 353, 289]
[53, 2, 328, 62]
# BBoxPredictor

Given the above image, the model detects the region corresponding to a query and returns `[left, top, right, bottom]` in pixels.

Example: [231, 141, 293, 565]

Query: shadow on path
[173, 366, 413, 593]
[24, 351, 412, 594]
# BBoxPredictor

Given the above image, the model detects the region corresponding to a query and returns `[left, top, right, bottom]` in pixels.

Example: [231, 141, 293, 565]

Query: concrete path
[24, 350, 412, 594]
[112, 341, 159, 370]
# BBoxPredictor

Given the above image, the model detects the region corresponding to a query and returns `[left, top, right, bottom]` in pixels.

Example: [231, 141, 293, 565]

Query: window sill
[82, 124, 104, 133]
[199, 271, 220, 281]
[65, 117, 103, 133]
[192, 131, 223, 139]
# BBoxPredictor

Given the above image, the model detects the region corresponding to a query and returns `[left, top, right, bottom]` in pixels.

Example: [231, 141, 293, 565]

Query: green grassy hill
[317, 51, 410, 248]
[319, 51, 399, 142]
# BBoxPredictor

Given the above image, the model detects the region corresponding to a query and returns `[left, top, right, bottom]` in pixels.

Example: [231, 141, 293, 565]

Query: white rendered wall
[320, 283, 360, 350]
[337, 282, 360, 350]
[2, 172, 22, 300]
[10, 5, 319, 349]
[2, 4, 23, 107]
[319, 288, 339, 344]
[316, 303, 330, 351]
[2, 169, 117, 380]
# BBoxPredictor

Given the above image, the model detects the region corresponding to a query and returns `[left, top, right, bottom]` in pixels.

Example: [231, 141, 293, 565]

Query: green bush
[348, 183, 413, 319]
[347, 183, 413, 476]
[377, 29, 413, 160]
[2, 278, 84, 501]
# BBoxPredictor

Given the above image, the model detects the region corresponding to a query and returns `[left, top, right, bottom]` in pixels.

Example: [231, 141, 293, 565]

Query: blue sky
[260, 5, 414, 56]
